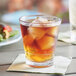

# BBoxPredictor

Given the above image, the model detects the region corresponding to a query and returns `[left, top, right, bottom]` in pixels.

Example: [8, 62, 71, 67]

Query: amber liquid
[20, 24, 58, 63]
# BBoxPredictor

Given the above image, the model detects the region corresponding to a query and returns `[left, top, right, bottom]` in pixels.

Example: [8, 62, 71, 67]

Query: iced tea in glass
[19, 15, 61, 68]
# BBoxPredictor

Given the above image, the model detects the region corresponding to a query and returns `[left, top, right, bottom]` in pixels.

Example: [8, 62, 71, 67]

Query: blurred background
[0, 0, 69, 24]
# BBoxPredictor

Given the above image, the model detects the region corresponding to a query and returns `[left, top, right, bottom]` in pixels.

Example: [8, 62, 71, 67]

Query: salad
[0, 24, 19, 42]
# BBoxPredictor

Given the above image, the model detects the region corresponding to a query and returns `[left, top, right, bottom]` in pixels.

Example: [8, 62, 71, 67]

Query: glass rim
[19, 15, 62, 24]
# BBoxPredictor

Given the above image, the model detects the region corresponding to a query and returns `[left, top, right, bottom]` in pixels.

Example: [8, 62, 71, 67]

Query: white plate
[0, 27, 22, 47]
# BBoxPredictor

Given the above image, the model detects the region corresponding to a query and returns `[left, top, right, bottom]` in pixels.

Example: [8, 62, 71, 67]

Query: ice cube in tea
[36, 35, 54, 50]
[47, 26, 58, 36]
[23, 34, 34, 46]
[28, 27, 46, 40]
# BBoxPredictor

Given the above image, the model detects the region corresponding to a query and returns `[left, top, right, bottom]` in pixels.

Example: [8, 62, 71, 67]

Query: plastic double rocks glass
[19, 15, 61, 68]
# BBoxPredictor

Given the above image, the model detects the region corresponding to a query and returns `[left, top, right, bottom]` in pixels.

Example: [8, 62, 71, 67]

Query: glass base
[25, 58, 53, 68]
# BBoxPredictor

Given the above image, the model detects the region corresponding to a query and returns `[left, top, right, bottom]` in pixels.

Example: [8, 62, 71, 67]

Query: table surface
[0, 23, 76, 76]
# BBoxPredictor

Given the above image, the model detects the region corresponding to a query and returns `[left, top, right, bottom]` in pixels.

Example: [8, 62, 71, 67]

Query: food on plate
[0, 24, 19, 42]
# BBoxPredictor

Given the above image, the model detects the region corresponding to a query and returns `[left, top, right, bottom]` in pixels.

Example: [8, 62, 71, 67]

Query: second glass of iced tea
[19, 15, 61, 68]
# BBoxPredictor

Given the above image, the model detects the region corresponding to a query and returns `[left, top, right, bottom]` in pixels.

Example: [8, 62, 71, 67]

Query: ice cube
[28, 27, 46, 40]
[32, 18, 41, 23]
[23, 34, 34, 46]
[46, 26, 58, 36]
[36, 35, 55, 50]
[29, 17, 49, 27]
[37, 17, 48, 23]
[30, 18, 43, 27]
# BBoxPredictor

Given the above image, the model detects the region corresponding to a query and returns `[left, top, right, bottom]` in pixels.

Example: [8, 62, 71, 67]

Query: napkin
[58, 30, 76, 44]
[7, 54, 71, 75]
